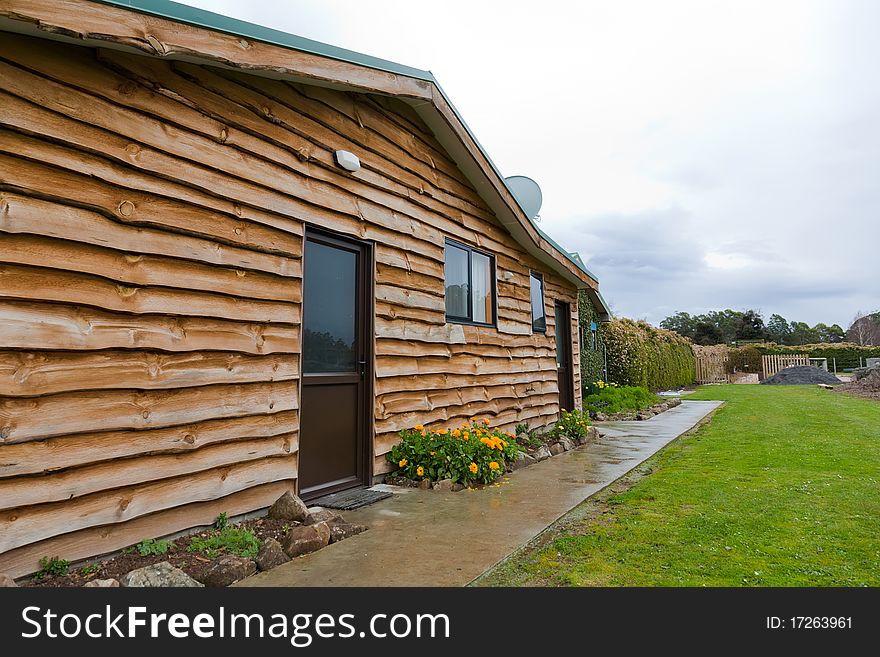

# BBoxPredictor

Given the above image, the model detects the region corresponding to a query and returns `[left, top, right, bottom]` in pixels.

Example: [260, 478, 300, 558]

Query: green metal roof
[94, 0, 603, 295]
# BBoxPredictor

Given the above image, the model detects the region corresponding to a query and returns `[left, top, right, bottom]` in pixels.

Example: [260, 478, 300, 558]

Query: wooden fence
[695, 353, 729, 384]
[762, 354, 810, 378]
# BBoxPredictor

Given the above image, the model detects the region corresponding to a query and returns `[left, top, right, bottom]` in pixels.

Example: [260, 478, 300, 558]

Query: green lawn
[477, 385, 880, 586]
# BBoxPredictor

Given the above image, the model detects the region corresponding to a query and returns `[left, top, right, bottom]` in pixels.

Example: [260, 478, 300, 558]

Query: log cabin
[0, 0, 610, 577]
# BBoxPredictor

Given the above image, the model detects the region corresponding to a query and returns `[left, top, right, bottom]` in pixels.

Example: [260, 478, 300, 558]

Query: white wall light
[334, 150, 361, 172]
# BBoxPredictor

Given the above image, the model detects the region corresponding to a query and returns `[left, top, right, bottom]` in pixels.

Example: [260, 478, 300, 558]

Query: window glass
[303, 240, 357, 373]
[530, 273, 546, 332]
[471, 252, 492, 324]
[444, 244, 469, 318]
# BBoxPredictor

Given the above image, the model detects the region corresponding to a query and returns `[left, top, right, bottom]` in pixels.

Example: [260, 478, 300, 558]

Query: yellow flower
[429, 451, 436, 456]
[468, 462, 478, 474]
[489, 461, 500, 471]
[437, 428, 448, 435]
[398, 458, 407, 468]
[416, 466, 424, 477]
[452, 429, 461, 438]
[482, 418, 490, 425]
[414, 424, 424, 431]
[469, 417, 477, 422]
[463, 431, 470, 440]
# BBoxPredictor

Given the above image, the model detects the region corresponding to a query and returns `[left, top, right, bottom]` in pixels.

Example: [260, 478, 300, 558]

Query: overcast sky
[182, 0, 878, 328]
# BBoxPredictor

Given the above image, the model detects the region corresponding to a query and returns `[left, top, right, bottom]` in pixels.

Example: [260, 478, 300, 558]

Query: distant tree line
[659, 309, 849, 346]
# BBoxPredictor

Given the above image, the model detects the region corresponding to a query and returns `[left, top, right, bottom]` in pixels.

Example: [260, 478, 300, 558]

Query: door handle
[358, 359, 367, 378]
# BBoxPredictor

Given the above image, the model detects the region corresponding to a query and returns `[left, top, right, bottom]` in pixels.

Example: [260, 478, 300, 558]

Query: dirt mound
[761, 365, 841, 386]
[837, 368, 880, 400]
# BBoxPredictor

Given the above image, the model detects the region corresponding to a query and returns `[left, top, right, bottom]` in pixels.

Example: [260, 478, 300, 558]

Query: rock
[593, 412, 608, 422]
[668, 398, 682, 407]
[267, 491, 309, 522]
[0, 573, 17, 587]
[533, 444, 551, 461]
[256, 538, 290, 572]
[549, 442, 565, 456]
[197, 556, 256, 587]
[121, 562, 203, 588]
[657, 402, 669, 412]
[636, 411, 654, 421]
[558, 437, 574, 451]
[304, 507, 343, 525]
[587, 426, 600, 442]
[516, 433, 529, 442]
[452, 483, 466, 491]
[282, 522, 331, 558]
[83, 578, 119, 588]
[329, 522, 368, 543]
[433, 478, 454, 491]
[418, 478, 433, 490]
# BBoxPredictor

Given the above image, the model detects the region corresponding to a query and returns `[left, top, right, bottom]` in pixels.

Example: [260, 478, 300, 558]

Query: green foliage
[663, 309, 846, 346]
[583, 383, 660, 414]
[577, 290, 606, 390]
[388, 419, 522, 485]
[728, 345, 763, 373]
[187, 526, 260, 558]
[136, 538, 172, 556]
[603, 318, 695, 390]
[552, 409, 592, 440]
[213, 512, 229, 530]
[514, 422, 529, 436]
[79, 564, 100, 576]
[33, 556, 70, 580]
[752, 342, 880, 369]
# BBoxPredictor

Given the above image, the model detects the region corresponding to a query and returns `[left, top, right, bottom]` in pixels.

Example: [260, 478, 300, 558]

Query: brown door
[299, 230, 372, 500]
[555, 300, 575, 412]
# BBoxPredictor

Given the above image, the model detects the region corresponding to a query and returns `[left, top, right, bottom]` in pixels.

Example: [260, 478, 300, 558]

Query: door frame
[298, 226, 374, 500]
[555, 299, 575, 412]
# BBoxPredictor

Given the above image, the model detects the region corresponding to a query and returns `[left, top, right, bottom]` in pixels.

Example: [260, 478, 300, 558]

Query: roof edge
[96, 0, 435, 80]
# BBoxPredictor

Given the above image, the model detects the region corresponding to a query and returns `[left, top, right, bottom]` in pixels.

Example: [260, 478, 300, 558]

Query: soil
[760, 365, 841, 386]
[836, 368, 880, 400]
[21, 516, 295, 588]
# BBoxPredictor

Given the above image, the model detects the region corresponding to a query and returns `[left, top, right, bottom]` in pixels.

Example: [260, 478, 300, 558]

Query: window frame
[529, 271, 547, 334]
[444, 238, 497, 327]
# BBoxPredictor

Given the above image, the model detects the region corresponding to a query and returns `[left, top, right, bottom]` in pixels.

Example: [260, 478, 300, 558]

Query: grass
[477, 385, 880, 586]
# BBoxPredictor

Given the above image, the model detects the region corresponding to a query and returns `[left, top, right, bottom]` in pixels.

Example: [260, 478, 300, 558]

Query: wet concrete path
[237, 400, 723, 587]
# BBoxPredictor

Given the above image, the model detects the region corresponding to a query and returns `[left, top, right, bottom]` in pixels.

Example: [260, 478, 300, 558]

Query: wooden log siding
[0, 33, 583, 575]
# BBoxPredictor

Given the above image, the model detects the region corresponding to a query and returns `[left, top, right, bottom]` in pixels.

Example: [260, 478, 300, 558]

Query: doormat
[311, 488, 392, 510]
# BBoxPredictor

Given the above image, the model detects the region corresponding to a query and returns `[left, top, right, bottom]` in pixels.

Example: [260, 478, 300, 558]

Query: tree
[706, 309, 743, 344]
[766, 313, 792, 345]
[659, 311, 696, 340]
[692, 321, 724, 345]
[734, 310, 768, 341]
[813, 323, 846, 344]
[789, 321, 819, 345]
[847, 311, 880, 346]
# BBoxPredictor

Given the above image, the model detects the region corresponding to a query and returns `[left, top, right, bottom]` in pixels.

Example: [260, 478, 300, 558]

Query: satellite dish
[505, 175, 543, 220]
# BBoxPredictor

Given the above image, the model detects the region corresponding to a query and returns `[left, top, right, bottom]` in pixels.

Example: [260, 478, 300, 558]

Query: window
[530, 272, 546, 332]
[444, 239, 495, 325]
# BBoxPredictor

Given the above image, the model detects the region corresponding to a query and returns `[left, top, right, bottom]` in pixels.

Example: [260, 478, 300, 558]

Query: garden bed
[11, 493, 367, 588]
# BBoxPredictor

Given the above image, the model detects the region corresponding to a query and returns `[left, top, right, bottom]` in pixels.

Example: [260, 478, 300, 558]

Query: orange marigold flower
[437, 428, 448, 435]
[398, 458, 407, 468]
[414, 424, 424, 431]
[489, 461, 500, 471]
[416, 466, 424, 477]
[469, 417, 477, 422]
[482, 418, 490, 425]
[468, 462, 478, 474]
[463, 431, 470, 440]
[452, 429, 461, 437]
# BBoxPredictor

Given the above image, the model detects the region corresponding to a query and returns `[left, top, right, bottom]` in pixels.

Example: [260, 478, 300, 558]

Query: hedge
[577, 290, 606, 389]
[603, 318, 695, 390]
[750, 342, 880, 370]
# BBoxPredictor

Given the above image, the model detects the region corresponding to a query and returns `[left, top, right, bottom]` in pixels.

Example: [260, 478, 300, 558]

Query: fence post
[833, 358, 837, 374]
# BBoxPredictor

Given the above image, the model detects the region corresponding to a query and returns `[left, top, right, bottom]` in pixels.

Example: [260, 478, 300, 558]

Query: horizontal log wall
[0, 32, 581, 576]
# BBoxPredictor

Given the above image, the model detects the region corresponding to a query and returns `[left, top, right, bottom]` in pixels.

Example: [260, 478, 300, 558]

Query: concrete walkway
[238, 400, 723, 587]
